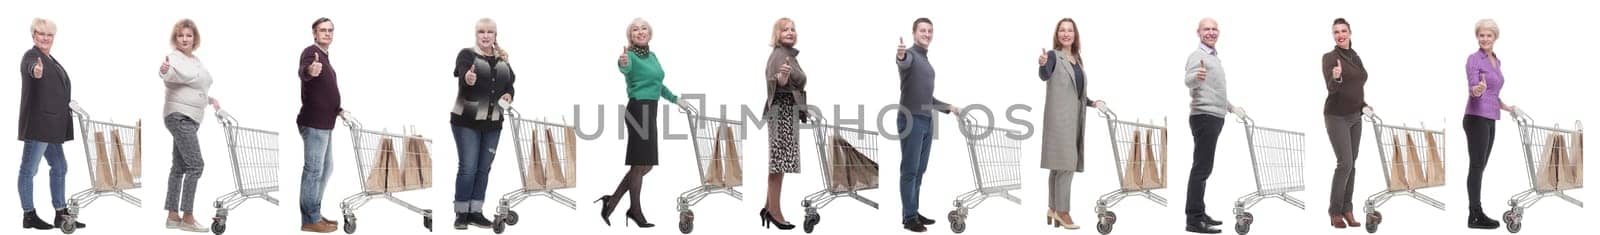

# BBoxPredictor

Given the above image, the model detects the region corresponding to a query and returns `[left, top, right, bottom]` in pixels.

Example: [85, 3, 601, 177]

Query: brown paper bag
[364, 138, 393, 192]
[134, 120, 143, 178]
[1555, 134, 1580, 189]
[400, 136, 433, 190]
[1387, 134, 1409, 191]
[1535, 134, 1561, 191]
[704, 128, 726, 186]
[1121, 130, 1145, 190]
[563, 127, 579, 187]
[525, 128, 547, 190]
[837, 138, 878, 190]
[828, 135, 850, 192]
[109, 130, 135, 189]
[1403, 132, 1427, 188]
[543, 129, 566, 188]
[721, 127, 744, 187]
[1159, 128, 1169, 187]
[1570, 133, 1583, 187]
[1424, 133, 1446, 186]
[91, 132, 115, 191]
[1140, 129, 1163, 189]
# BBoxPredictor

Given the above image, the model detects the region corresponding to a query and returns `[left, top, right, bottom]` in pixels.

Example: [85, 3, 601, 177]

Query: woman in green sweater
[595, 18, 692, 229]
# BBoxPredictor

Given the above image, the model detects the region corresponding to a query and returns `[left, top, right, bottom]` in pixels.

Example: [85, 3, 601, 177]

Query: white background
[3, 0, 1594, 235]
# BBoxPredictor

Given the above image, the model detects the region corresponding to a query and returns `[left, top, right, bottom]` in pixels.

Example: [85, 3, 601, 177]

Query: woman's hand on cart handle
[676, 99, 699, 115]
[209, 97, 221, 111]
[1362, 105, 1374, 115]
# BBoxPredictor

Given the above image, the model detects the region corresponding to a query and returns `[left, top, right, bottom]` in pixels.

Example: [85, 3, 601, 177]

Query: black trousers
[1463, 115, 1496, 214]
[1185, 114, 1225, 221]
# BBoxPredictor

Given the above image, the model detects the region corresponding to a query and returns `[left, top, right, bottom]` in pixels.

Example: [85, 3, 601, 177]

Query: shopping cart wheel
[1364, 212, 1380, 234]
[803, 213, 819, 234]
[677, 211, 694, 234]
[212, 218, 227, 235]
[1502, 210, 1521, 233]
[422, 214, 434, 232]
[342, 215, 356, 234]
[948, 210, 967, 234]
[1235, 212, 1252, 235]
[506, 210, 520, 226]
[59, 213, 77, 234]
[1095, 221, 1111, 235]
[492, 217, 507, 234]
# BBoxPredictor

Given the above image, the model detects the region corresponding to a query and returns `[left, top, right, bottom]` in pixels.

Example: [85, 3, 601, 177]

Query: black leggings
[1463, 115, 1496, 214]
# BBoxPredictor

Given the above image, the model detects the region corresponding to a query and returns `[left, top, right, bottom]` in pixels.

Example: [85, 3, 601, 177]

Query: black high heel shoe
[594, 195, 616, 226]
[760, 208, 796, 230]
[624, 211, 655, 228]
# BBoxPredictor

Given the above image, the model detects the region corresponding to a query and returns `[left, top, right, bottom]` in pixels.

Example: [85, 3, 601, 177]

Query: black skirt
[625, 99, 660, 166]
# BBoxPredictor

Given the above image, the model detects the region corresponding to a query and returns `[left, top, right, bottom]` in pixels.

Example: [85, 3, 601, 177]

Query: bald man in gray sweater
[1183, 18, 1243, 234]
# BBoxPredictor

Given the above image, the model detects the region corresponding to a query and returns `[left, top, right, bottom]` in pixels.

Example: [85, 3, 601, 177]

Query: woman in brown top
[1320, 18, 1372, 229]
[759, 17, 805, 230]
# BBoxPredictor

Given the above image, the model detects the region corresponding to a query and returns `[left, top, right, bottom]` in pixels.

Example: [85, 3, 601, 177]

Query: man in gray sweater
[894, 17, 957, 233]
[1182, 18, 1242, 234]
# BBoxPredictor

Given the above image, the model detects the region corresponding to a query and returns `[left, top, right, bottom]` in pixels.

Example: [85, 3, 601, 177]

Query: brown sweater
[1321, 47, 1368, 115]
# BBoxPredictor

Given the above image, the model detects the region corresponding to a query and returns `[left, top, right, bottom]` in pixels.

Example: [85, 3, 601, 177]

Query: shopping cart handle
[1094, 105, 1115, 119]
[678, 103, 700, 116]
[214, 109, 237, 126]
[340, 112, 362, 129]
[499, 100, 521, 119]
[68, 100, 87, 118]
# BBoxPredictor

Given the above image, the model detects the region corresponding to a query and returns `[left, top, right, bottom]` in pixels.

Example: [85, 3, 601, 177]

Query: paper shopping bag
[400, 136, 433, 190]
[1121, 130, 1145, 191]
[109, 130, 135, 189]
[133, 120, 143, 178]
[365, 138, 394, 192]
[1535, 134, 1561, 191]
[828, 135, 850, 192]
[563, 127, 579, 187]
[543, 129, 566, 188]
[91, 132, 115, 191]
[1424, 132, 1446, 187]
[1159, 128, 1169, 187]
[721, 127, 744, 187]
[837, 138, 878, 190]
[1140, 129, 1163, 189]
[1569, 133, 1583, 187]
[1403, 132, 1427, 188]
[1555, 134, 1580, 189]
[524, 128, 547, 190]
[704, 128, 726, 186]
[1387, 134, 1408, 191]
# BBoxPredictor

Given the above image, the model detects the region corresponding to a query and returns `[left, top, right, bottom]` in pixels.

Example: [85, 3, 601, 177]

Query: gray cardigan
[1037, 50, 1087, 172]
[1185, 46, 1232, 118]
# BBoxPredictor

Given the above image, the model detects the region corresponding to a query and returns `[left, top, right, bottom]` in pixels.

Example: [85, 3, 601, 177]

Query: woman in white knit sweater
[157, 18, 219, 233]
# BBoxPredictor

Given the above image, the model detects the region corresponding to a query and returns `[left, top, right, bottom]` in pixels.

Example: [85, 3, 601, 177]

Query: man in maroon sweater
[297, 17, 343, 233]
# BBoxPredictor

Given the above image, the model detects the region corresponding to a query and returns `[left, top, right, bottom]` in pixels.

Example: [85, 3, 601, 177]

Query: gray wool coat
[1037, 50, 1088, 172]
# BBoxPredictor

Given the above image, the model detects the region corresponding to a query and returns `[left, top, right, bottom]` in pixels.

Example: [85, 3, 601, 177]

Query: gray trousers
[164, 113, 205, 212]
[1048, 170, 1076, 211]
[1324, 113, 1362, 214]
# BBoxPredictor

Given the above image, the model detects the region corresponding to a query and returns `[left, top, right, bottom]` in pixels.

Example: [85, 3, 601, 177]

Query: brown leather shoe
[1342, 212, 1362, 227]
[301, 222, 336, 233]
[1330, 214, 1347, 229]
[319, 218, 337, 227]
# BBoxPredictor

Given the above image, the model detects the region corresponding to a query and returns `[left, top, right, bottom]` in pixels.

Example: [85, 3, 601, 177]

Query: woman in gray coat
[1035, 18, 1104, 230]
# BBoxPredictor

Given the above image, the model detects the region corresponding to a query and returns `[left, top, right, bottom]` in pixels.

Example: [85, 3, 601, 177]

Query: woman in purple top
[1462, 18, 1516, 230]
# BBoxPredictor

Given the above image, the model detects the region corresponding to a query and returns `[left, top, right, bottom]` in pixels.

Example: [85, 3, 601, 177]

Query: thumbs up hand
[464, 64, 478, 86]
[160, 56, 172, 76]
[31, 57, 44, 79]
[1331, 60, 1344, 82]
[897, 37, 908, 60]
[618, 45, 631, 68]
[1038, 48, 1048, 66]
[308, 52, 324, 78]
[1196, 60, 1209, 81]
[1471, 75, 1488, 97]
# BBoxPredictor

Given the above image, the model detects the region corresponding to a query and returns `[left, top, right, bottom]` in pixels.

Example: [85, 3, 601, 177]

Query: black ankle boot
[1468, 213, 1500, 229]
[453, 213, 470, 230]
[469, 212, 493, 229]
[52, 209, 83, 229]
[21, 211, 53, 230]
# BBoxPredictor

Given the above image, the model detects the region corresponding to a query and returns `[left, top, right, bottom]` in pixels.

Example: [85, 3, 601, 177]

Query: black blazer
[18, 47, 73, 143]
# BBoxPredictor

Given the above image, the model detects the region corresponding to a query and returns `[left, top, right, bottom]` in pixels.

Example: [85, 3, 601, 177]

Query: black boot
[53, 209, 83, 229]
[453, 213, 469, 230]
[21, 211, 53, 230]
[469, 212, 493, 229]
[1468, 213, 1500, 229]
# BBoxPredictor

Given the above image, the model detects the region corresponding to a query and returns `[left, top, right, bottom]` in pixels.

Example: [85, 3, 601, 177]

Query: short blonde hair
[31, 18, 55, 34]
[626, 18, 651, 46]
[1475, 19, 1499, 36]
[170, 19, 200, 52]
[770, 17, 796, 48]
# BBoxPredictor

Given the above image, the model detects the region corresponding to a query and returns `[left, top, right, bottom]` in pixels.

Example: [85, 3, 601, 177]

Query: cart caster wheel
[677, 211, 693, 234]
[1096, 221, 1112, 235]
[492, 218, 507, 234]
[803, 213, 819, 234]
[60, 214, 77, 234]
[506, 210, 520, 226]
[1364, 212, 1380, 234]
[212, 219, 227, 235]
[343, 216, 356, 234]
[422, 215, 433, 232]
[1503, 210, 1521, 233]
[950, 217, 967, 234]
[1103, 211, 1118, 225]
[1235, 212, 1252, 235]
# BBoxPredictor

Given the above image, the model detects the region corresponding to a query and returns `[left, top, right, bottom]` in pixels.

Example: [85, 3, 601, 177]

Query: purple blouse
[1465, 50, 1504, 120]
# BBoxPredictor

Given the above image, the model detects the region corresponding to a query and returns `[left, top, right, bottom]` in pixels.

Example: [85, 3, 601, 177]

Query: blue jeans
[897, 114, 934, 221]
[451, 126, 501, 213]
[298, 126, 335, 225]
[18, 140, 68, 211]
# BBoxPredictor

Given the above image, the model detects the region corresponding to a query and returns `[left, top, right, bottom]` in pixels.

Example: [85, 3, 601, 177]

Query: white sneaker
[175, 220, 209, 233]
[166, 218, 180, 229]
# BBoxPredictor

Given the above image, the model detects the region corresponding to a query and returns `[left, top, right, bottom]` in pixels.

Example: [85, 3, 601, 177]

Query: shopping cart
[1359, 111, 1447, 233]
[491, 106, 578, 234]
[209, 110, 281, 235]
[337, 115, 433, 234]
[800, 115, 882, 234]
[1502, 109, 1584, 233]
[60, 101, 142, 234]
[675, 104, 746, 234]
[1092, 106, 1169, 235]
[1229, 111, 1307, 235]
[944, 114, 1022, 233]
